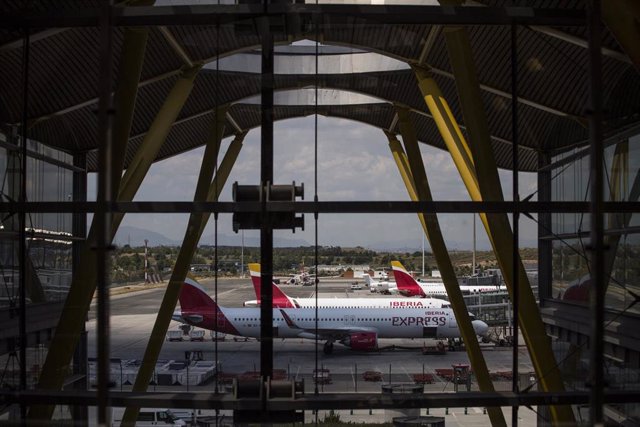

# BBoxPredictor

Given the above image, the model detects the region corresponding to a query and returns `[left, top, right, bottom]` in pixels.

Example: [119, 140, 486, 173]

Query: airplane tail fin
[248, 262, 296, 308]
[179, 276, 240, 335]
[391, 261, 425, 297]
[179, 276, 219, 312]
[363, 274, 376, 286]
[248, 263, 262, 303]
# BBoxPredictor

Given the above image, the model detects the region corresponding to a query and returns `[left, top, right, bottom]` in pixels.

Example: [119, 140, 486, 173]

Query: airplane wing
[279, 309, 377, 341]
[172, 311, 204, 324]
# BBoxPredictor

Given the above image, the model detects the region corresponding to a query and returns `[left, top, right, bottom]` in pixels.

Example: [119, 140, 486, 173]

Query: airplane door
[448, 311, 457, 328]
[422, 327, 438, 338]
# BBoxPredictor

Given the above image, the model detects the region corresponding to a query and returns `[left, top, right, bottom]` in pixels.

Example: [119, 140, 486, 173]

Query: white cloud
[88, 116, 538, 249]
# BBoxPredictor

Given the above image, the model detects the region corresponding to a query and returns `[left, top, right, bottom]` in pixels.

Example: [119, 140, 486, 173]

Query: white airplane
[175, 276, 489, 354]
[392, 261, 505, 298]
[363, 273, 399, 294]
[243, 263, 450, 309]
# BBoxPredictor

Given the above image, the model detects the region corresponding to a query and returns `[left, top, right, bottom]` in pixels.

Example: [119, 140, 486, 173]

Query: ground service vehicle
[112, 408, 186, 426]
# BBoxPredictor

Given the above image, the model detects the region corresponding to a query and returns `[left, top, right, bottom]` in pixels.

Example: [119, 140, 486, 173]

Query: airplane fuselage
[244, 297, 450, 309]
[416, 282, 505, 297]
[180, 306, 486, 340]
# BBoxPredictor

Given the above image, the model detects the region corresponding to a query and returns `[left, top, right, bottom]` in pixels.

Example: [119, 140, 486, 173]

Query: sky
[88, 115, 539, 251]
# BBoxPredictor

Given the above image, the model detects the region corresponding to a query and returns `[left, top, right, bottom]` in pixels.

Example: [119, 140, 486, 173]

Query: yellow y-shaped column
[387, 110, 506, 427]
[121, 121, 246, 426]
[29, 62, 200, 422]
[413, 66, 574, 425]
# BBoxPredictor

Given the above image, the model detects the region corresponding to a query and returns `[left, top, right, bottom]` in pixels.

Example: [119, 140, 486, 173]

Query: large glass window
[0, 137, 78, 308]
[549, 130, 640, 316]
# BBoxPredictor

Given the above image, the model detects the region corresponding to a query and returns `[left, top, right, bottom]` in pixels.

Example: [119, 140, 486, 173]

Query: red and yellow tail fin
[391, 261, 425, 297]
[248, 263, 262, 303]
[248, 263, 296, 308]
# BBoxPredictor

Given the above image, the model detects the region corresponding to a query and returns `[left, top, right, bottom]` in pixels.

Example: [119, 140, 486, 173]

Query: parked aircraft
[363, 273, 398, 294]
[243, 263, 450, 309]
[175, 276, 489, 354]
[392, 261, 505, 298]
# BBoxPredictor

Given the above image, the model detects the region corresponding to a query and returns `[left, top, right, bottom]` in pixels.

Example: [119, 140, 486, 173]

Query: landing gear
[323, 341, 334, 355]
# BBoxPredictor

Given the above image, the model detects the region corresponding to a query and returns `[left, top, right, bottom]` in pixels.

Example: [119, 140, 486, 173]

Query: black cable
[313, 10, 320, 401]
[521, 154, 577, 203]
[19, 24, 30, 424]
[214, 10, 221, 411]
[214, 212, 219, 395]
[510, 21, 520, 427]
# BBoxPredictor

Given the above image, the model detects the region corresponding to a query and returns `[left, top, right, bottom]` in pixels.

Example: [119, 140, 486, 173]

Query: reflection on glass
[0, 137, 76, 308]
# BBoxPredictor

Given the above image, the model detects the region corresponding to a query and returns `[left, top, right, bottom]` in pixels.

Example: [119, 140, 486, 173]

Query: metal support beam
[528, 25, 631, 65]
[260, 25, 275, 388]
[226, 111, 243, 134]
[439, 24, 574, 424]
[71, 152, 88, 426]
[115, 64, 201, 209]
[599, 138, 640, 291]
[3, 199, 628, 215]
[537, 152, 553, 301]
[389, 110, 506, 427]
[95, 3, 115, 424]
[417, 26, 441, 65]
[121, 106, 230, 426]
[412, 63, 575, 425]
[588, 1, 605, 423]
[158, 26, 194, 67]
[111, 26, 152, 202]
[8, 388, 640, 411]
[27, 35, 187, 423]
[197, 132, 247, 237]
[427, 66, 581, 120]
[19, 28, 30, 424]
[467, 0, 630, 64]
[0, 5, 588, 29]
[4, 138, 46, 304]
[602, 0, 640, 72]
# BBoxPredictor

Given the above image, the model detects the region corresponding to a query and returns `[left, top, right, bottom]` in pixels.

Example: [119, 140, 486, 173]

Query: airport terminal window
[549, 131, 640, 315]
[0, 140, 77, 308]
[2, 5, 638, 427]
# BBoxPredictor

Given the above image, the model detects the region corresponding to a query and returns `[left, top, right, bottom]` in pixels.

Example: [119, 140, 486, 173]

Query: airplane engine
[341, 332, 378, 351]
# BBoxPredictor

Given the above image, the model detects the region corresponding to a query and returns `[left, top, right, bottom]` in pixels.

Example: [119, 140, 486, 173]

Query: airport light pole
[241, 230, 244, 278]
[144, 238, 149, 283]
[421, 233, 425, 276]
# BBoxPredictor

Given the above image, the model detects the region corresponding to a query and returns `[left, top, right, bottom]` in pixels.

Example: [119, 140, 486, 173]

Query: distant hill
[366, 237, 537, 252]
[114, 226, 180, 247]
[113, 225, 310, 248]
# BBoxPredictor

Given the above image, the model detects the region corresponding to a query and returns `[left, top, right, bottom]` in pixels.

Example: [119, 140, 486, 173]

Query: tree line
[110, 244, 529, 282]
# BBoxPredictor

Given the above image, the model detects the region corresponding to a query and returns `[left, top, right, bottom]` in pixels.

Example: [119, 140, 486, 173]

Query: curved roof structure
[0, 1, 638, 172]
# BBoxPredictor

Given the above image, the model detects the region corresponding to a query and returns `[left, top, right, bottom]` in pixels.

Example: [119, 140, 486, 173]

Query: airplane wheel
[323, 342, 334, 355]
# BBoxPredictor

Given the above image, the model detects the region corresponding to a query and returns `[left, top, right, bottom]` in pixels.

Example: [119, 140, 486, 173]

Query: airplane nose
[472, 320, 489, 337]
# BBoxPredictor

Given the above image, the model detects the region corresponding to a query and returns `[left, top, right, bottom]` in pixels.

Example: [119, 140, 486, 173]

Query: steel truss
[2, 389, 640, 410]
[0, 5, 586, 28]
[1, 200, 639, 214]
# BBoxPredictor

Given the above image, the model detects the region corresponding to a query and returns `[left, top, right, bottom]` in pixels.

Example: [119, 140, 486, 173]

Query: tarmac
[86, 276, 540, 426]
